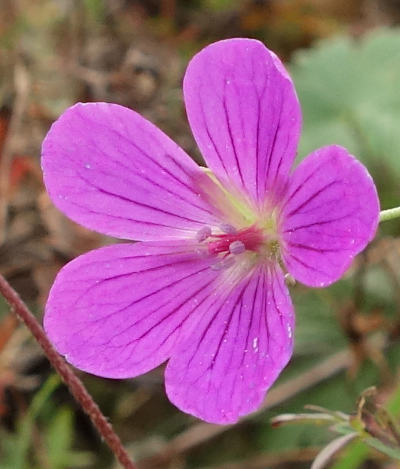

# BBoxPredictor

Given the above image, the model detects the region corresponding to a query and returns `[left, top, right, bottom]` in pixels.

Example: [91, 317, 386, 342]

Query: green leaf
[46, 408, 92, 469]
[2, 375, 60, 469]
[327, 381, 400, 468]
[46, 408, 74, 469]
[364, 437, 400, 460]
[204, 0, 241, 11]
[291, 29, 400, 184]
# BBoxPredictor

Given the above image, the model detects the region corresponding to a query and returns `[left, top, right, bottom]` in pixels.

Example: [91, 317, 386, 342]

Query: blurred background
[1, 1, 400, 468]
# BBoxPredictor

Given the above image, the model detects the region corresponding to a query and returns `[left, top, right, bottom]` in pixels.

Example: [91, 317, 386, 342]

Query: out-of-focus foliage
[272, 387, 400, 468]
[0, 375, 91, 469]
[292, 30, 400, 185]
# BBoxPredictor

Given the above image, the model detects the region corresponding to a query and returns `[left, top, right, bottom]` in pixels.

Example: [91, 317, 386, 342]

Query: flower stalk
[0, 274, 137, 469]
[380, 206, 400, 223]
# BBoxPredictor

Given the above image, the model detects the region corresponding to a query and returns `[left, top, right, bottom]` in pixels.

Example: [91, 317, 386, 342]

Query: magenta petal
[44, 241, 219, 378]
[281, 145, 379, 287]
[42, 103, 220, 241]
[184, 38, 301, 206]
[165, 265, 294, 424]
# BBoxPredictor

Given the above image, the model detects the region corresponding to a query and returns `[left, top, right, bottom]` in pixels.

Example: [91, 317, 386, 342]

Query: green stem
[379, 207, 400, 223]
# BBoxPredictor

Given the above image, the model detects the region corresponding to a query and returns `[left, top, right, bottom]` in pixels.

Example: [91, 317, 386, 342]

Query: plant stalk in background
[0, 274, 137, 469]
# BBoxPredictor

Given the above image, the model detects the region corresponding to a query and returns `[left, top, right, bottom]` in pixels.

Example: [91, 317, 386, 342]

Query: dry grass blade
[311, 433, 358, 469]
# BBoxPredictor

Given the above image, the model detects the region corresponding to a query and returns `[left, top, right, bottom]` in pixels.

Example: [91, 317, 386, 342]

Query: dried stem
[0, 274, 137, 469]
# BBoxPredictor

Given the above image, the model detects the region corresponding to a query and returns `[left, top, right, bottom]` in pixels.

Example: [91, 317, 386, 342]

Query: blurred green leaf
[364, 436, 400, 460]
[291, 29, 400, 184]
[83, 0, 106, 23]
[332, 380, 400, 468]
[204, 0, 241, 12]
[292, 285, 347, 357]
[0, 375, 60, 469]
[45, 407, 92, 469]
[272, 382, 400, 467]
[46, 407, 74, 466]
[0, 375, 91, 469]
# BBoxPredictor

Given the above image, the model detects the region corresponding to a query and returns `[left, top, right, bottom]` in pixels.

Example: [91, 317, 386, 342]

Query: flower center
[197, 223, 281, 271]
[207, 226, 264, 256]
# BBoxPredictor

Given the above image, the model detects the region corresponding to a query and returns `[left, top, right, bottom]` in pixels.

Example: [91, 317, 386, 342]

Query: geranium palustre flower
[42, 39, 379, 424]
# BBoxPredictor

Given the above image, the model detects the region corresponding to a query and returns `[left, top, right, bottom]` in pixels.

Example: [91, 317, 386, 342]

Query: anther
[219, 223, 236, 234]
[196, 226, 212, 242]
[284, 273, 296, 286]
[229, 240, 246, 255]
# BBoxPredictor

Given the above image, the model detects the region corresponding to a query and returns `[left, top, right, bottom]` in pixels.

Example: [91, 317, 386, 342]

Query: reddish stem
[0, 274, 137, 469]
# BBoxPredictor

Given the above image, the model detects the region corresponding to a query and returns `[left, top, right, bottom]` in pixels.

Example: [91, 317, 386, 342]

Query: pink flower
[42, 39, 379, 424]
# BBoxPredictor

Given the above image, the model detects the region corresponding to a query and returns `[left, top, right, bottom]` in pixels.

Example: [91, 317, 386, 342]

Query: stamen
[196, 226, 212, 242]
[284, 273, 296, 286]
[229, 240, 246, 255]
[219, 223, 236, 234]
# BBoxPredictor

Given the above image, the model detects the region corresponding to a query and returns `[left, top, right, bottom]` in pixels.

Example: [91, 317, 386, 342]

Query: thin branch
[0, 274, 137, 469]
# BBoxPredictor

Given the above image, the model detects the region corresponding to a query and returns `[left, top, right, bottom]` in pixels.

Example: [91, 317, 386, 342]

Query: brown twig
[0, 273, 137, 469]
